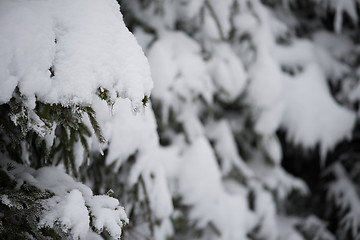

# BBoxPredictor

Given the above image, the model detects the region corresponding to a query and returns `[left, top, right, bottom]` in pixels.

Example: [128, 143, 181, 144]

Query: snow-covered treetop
[0, 0, 153, 111]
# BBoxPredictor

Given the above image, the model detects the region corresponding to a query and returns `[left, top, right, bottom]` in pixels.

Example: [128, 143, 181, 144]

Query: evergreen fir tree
[1, 0, 360, 239]
[120, 0, 360, 239]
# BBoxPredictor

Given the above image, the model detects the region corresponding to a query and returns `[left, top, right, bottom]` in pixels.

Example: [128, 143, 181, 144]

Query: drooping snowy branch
[0, 160, 128, 239]
[326, 163, 360, 239]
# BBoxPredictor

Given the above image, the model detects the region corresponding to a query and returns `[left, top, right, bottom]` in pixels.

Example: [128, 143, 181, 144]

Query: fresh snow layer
[282, 67, 355, 156]
[178, 138, 253, 239]
[1, 160, 128, 239]
[206, 120, 253, 177]
[42, 189, 90, 239]
[327, 164, 360, 238]
[275, 41, 356, 156]
[129, 148, 174, 221]
[92, 98, 159, 169]
[92, 97, 174, 239]
[148, 31, 214, 107]
[207, 43, 247, 102]
[0, 0, 152, 110]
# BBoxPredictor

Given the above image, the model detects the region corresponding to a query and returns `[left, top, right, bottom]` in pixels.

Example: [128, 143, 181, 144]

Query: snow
[155, 145, 184, 194]
[41, 189, 90, 239]
[275, 40, 349, 80]
[312, 30, 354, 59]
[87, 195, 128, 239]
[349, 70, 360, 104]
[277, 216, 304, 240]
[327, 164, 360, 238]
[250, 57, 283, 112]
[1, 160, 129, 239]
[132, 2, 311, 239]
[0, 0, 152, 111]
[128, 0, 205, 33]
[275, 40, 356, 157]
[207, 0, 233, 38]
[263, 135, 282, 164]
[198, 0, 233, 40]
[281, 67, 355, 157]
[174, 0, 205, 22]
[249, 156, 308, 200]
[297, 215, 336, 240]
[207, 43, 247, 102]
[2, 0, 358, 239]
[331, 0, 358, 33]
[255, 101, 285, 136]
[206, 120, 253, 177]
[92, 96, 174, 239]
[148, 31, 214, 116]
[126, 1, 174, 31]
[232, 1, 286, 138]
[129, 149, 174, 221]
[253, 188, 277, 240]
[0, 195, 22, 210]
[92, 98, 158, 170]
[91, 96, 174, 239]
[133, 27, 155, 52]
[176, 137, 253, 239]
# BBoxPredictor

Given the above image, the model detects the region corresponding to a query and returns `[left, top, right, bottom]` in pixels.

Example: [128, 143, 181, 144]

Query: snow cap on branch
[0, 0, 153, 111]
